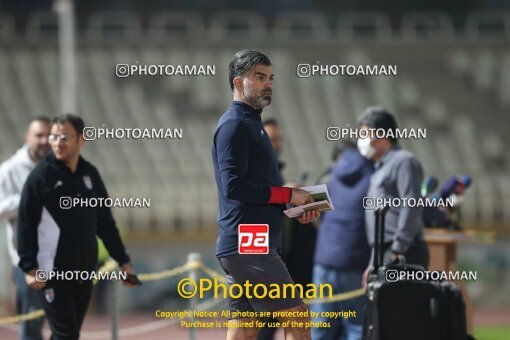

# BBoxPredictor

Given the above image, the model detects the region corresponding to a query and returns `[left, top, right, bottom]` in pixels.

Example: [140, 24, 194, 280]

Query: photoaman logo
[238, 224, 269, 254]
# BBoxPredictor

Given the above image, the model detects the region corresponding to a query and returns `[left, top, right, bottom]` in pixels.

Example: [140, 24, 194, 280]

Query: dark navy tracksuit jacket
[212, 101, 284, 258]
[17, 153, 130, 274]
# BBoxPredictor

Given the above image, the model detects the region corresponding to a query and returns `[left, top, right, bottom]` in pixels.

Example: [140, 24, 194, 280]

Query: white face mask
[357, 138, 376, 159]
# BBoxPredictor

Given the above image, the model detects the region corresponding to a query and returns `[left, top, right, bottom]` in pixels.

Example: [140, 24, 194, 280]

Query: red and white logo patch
[238, 224, 269, 254]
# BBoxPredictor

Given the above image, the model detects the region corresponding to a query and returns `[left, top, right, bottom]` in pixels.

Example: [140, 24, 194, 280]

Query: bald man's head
[26, 116, 51, 162]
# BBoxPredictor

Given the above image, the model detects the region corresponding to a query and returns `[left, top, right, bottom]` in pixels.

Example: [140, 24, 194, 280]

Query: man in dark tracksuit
[212, 50, 320, 340]
[17, 114, 138, 340]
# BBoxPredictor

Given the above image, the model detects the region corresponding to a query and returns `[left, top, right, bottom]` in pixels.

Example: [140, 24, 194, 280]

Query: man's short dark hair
[358, 106, 399, 144]
[51, 113, 85, 135]
[28, 115, 51, 126]
[262, 118, 278, 127]
[229, 50, 272, 91]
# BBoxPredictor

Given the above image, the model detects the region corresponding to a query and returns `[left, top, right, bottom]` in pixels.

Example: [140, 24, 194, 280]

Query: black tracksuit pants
[38, 280, 94, 340]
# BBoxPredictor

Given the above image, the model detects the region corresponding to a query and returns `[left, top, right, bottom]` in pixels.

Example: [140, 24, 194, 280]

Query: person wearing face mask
[357, 107, 429, 288]
[311, 141, 373, 340]
[0, 116, 51, 340]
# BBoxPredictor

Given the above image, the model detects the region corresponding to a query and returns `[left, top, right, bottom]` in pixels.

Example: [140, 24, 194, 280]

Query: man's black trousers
[38, 280, 94, 340]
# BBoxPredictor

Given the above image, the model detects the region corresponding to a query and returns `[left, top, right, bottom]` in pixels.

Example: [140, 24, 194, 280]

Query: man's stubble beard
[29, 147, 49, 162]
[246, 91, 272, 110]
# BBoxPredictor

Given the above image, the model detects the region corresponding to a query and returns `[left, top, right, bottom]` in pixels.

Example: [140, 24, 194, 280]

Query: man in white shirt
[0, 116, 51, 340]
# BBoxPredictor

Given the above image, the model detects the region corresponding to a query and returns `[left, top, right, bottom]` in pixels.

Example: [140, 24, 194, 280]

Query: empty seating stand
[0, 10, 508, 235]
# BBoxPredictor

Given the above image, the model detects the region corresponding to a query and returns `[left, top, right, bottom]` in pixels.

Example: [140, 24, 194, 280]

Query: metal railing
[0, 253, 365, 339]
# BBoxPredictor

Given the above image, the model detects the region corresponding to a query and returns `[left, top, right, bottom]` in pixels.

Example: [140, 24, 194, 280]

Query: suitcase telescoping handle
[373, 205, 389, 270]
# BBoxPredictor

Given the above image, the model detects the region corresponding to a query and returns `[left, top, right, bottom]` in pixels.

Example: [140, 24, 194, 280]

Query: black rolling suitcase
[362, 206, 469, 340]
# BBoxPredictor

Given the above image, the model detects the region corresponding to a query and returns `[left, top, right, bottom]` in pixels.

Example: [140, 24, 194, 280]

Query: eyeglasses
[48, 134, 76, 143]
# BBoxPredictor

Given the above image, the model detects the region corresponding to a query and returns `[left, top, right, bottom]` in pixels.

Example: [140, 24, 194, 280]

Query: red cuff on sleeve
[269, 187, 291, 204]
